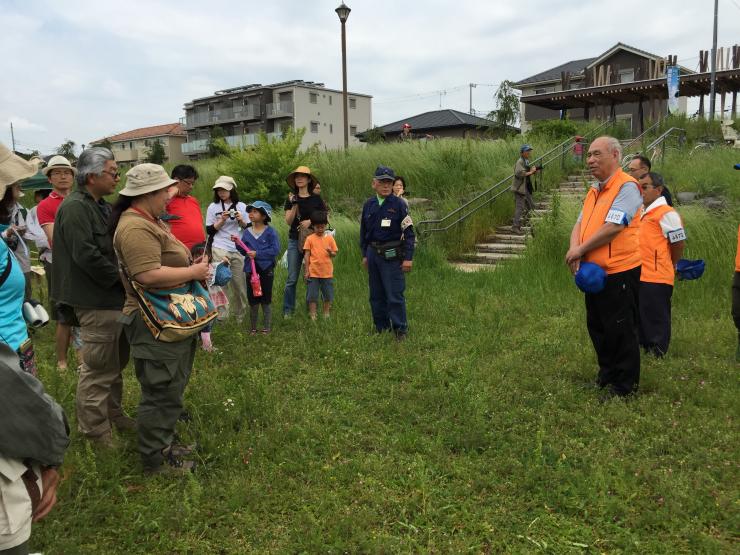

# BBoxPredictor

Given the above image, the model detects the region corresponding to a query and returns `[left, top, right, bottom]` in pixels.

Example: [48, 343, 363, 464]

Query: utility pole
[10, 122, 15, 151]
[469, 83, 477, 115]
[709, 0, 718, 120]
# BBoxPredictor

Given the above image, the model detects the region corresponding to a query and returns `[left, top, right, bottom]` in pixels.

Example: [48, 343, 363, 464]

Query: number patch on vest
[401, 215, 413, 230]
[605, 209, 626, 225]
[668, 228, 686, 243]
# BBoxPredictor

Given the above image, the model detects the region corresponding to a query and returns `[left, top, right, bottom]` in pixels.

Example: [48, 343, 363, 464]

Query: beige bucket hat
[119, 163, 177, 197]
[286, 165, 317, 191]
[0, 143, 40, 197]
[212, 175, 237, 191]
[42, 155, 77, 177]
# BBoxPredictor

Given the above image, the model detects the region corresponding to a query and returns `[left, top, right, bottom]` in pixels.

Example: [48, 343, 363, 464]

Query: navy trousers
[367, 249, 408, 333]
[639, 281, 673, 357]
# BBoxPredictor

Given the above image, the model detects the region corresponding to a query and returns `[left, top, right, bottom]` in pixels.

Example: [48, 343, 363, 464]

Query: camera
[535, 165, 543, 171]
[228, 209, 237, 219]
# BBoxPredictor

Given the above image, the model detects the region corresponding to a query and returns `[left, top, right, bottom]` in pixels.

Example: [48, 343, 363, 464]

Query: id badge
[381, 218, 391, 228]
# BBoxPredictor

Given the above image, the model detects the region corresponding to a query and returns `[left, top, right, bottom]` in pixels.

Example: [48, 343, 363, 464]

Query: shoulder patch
[667, 228, 686, 243]
[401, 215, 413, 230]
[605, 209, 626, 225]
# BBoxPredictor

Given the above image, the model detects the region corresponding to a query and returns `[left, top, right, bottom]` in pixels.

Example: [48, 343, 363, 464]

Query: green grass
[28, 188, 739, 552]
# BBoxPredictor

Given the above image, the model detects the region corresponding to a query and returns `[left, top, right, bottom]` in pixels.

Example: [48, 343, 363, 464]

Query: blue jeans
[367, 249, 407, 332]
[306, 278, 335, 302]
[282, 238, 304, 315]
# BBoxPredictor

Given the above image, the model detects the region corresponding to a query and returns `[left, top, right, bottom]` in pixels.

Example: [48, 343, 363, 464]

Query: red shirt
[37, 191, 65, 226]
[166, 195, 205, 250]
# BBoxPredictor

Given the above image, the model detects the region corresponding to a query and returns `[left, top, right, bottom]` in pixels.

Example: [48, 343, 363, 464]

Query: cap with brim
[520, 144, 533, 152]
[246, 200, 273, 222]
[286, 166, 315, 191]
[119, 163, 177, 197]
[575, 262, 607, 294]
[373, 165, 396, 181]
[213, 175, 237, 191]
[42, 155, 77, 177]
[0, 143, 40, 198]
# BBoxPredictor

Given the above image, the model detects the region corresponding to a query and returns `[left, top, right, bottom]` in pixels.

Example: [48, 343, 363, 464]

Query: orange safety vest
[640, 204, 680, 285]
[736, 224, 740, 272]
[580, 170, 641, 274]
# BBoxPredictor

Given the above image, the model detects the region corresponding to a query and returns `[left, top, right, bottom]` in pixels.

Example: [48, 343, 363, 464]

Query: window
[534, 87, 554, 95]
[119, 143, 125, 150]
[310, 121, 319, 133]
[329, 124, 333, 134]
[309, 92, 318, 104]
[144, 140, 150, 146]
[618, 69, 635, 83]
[129, 142, 134, 149]
[328, 96, 333, 106]
[350, 125, 357, 136]
[349, 98, 357, 109]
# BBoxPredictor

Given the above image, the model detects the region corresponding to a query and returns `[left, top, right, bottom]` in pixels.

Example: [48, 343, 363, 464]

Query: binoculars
[23, 300, 50, 329]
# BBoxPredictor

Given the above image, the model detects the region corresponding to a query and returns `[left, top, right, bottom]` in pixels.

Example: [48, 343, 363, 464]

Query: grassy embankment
[27, 135, 739, 553]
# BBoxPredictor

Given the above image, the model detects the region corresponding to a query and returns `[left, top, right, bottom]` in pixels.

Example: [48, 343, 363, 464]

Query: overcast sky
[2, 0, 739, 154]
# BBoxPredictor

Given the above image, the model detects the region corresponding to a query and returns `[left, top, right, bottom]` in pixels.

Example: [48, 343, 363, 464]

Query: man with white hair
[565, 136, 643, 398]
[51, 147, 133, 447]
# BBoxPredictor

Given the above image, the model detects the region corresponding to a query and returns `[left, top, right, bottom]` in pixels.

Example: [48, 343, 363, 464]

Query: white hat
[118, 163, 177, 197]
[212, 175, 237, 191]
[42, 155, 77, 177]
[0, 143, 40, 198]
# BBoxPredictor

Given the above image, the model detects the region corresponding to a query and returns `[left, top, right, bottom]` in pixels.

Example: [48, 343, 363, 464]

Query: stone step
[475, 242, 527, 253]
[532, 209, 549, 216]
[496, 225, 531, 233]
[462, 252, 521, 262]
[451, 262, 498, 273]
[484, 233, 527, 243]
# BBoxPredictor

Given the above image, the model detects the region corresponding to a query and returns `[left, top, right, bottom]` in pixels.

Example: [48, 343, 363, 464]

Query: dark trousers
[512, 191, 533, 229]
[246, 265, 274, 306]
[367, 249, 408, 333]
[639, 281, 673, 357]
[732, 272, 740, 336]
[585, 266, 641, 396]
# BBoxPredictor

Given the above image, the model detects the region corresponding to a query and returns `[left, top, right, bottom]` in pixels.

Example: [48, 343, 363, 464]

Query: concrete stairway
[452, 170, 590, 272]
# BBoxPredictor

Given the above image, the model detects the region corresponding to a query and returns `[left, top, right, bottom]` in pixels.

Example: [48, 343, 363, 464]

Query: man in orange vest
[565, 136, 643, 398]
[734, 224, 740, 362]
[637, 172, 685, 356]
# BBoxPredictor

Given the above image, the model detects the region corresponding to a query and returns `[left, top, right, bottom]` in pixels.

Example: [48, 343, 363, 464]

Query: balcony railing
[266, 101, 294, 118]
[181, 132, 284, 155]
[183, 105, 262, 128]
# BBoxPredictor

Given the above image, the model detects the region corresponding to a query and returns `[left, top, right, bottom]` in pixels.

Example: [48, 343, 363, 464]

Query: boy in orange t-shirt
[303, 211, 338, 320]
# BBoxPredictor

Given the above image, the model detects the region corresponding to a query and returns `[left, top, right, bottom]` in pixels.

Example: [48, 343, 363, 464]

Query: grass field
[28, 174, 739, 553]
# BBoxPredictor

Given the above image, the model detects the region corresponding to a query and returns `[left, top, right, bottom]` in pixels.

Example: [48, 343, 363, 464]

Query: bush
[225, 128, 318, 208]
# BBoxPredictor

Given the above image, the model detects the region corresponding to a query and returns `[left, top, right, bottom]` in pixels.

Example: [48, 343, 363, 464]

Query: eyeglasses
[180, 179, 196, 185]
[101, 169, 120, 179]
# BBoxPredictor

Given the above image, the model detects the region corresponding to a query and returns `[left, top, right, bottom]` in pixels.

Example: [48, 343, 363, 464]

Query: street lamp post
[335, 3, 351, 150]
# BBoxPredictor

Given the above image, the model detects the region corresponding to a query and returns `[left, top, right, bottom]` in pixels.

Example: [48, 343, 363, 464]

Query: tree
[56, 139, 77, 162]
[364, 126, 386, 144]
[145, 139, 166, 164]
[98, 138, 113, 150]
[487, 80, 520, 132]
[207, 125, 230, 158]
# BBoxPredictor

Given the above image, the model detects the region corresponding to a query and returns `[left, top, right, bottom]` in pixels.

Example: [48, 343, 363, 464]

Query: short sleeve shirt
[577, 179, 642, 225]
[36, 192, 65, 226]
[283, 194, 327, 239]
[303, 233, 338, 278]
[166, 195, 206, 249]
[114, 209, 192, 315]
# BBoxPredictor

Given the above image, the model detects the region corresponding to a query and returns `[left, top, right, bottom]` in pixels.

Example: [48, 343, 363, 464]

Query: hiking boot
[164, 443, 197, 458]
[144, 459, 196, 476]
[178, 410, 192, 423]
[394, 330, 408, 342]
[511, 227, 524, 236]
[112, 415, 136, 431]
[87, 433, 117, 449]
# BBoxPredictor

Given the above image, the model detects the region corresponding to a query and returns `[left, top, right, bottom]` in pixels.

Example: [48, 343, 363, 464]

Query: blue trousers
[367, 248, 408, 332]
[282, 238, 304, 315]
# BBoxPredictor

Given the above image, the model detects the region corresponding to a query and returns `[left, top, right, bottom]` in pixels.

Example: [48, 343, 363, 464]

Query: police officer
[360, 165, 415, 340]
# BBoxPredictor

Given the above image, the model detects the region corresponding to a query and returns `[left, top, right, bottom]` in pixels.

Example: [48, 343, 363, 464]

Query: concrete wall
[110, 135, 187, 167]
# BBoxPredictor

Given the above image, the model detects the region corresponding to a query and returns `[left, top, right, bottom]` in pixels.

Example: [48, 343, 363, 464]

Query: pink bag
[235, 238, 263, 298]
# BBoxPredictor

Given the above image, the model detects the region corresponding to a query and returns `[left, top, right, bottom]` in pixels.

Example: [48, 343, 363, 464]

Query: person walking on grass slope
[565, 136, 643, 399]
[360, 165, 415, 341]
[52, 147, 135, 447]
[511, 144, 538, 235]
[637, 172, 685, 357]
[37, 155, 82, 371]
[304, 211, 338, 320]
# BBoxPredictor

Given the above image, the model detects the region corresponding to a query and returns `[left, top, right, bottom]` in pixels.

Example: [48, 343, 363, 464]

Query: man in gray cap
[511, 144, 538, 234]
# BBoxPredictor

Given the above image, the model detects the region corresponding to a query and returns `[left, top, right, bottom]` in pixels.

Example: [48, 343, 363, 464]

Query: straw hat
[119, 163, 177, 197]
[286, 165, 316, 191]
[212, 175, 237, 191]
[42, 155, 77, 177]
[0, 143, 40, 198]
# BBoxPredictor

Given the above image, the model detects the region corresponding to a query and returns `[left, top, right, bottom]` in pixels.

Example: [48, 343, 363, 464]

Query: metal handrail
[621, 116, 664, 152]
[416, 117, 615, 237]
[644, 127, 685, 152]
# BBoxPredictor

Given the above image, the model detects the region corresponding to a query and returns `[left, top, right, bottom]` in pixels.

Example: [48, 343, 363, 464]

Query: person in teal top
[0, 143, 38, 359]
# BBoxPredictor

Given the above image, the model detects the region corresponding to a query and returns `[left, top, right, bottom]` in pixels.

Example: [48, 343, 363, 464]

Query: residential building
[513, 43, 693, 135]
[90, 123, 187, 167]
[181, 80, 372, 157]
[357, 109, 516, 142]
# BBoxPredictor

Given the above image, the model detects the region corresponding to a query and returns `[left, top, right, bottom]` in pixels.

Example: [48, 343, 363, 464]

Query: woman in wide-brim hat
[282, 165, 327, 317]
[0, 143, 41, 372]
[111, 163, 210, 475]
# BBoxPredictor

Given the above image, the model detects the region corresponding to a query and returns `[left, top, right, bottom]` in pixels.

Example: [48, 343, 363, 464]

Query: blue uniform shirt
[360, 194, 415, 261]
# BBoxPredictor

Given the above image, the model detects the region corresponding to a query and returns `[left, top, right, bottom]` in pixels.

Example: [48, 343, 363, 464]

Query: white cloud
[3, 116, 47, 132]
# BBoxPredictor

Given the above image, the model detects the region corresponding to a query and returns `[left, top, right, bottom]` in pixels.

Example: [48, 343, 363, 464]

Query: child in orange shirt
[303, 211, 338, 320]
